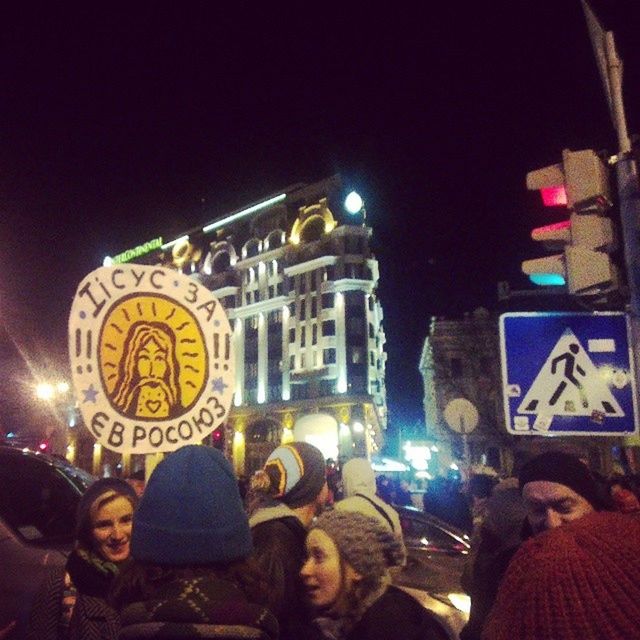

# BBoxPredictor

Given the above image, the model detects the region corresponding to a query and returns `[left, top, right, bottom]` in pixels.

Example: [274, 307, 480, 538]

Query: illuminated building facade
[96, 176, 387, 477]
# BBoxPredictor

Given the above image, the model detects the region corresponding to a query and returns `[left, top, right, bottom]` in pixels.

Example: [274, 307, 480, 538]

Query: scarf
[66, 547, 122, 598]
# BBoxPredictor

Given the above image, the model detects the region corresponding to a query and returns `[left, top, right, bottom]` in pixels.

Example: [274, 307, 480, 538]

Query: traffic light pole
[598, 18, 640, 317]
[582, 2, 639, 309]
[616, 157, 640, 318]
[583, 2, 640, 455]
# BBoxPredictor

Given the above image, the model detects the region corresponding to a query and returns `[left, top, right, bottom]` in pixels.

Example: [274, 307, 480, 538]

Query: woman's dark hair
[76, 478, 139, 550]
[110, 556, 271, 610]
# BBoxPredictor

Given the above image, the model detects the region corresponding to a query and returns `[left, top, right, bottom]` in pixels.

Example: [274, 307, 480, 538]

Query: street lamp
[36, 382, 55, 401]
[34, 379, 76, 458]
[344, 191, 367, 225]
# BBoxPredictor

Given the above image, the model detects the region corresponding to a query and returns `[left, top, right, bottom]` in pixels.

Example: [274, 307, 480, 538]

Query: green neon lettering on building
[112, 237, 163, 264]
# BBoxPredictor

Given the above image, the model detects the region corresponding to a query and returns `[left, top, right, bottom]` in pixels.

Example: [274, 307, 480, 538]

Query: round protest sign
[68, 265, 234, 454]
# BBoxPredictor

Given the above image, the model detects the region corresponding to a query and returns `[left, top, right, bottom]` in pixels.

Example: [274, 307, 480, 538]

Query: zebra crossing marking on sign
[499, 312, 638, 436]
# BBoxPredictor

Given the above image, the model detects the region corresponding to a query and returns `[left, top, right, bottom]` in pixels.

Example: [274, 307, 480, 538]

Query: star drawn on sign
[210, 377, 228, 394]
[82, 384, 99, 403]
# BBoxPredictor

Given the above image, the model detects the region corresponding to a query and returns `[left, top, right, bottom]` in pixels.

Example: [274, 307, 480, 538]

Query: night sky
[1, 2, 639, 439]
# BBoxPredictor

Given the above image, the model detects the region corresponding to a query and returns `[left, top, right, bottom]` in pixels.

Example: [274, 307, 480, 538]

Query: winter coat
[24, 549, 121, 640]
[337, 459, 403, 536]
[345, 586, 445, 640]
[459, 485, 527, 640]
[117, 575, 278, 640]
[249, 503, 311, 640]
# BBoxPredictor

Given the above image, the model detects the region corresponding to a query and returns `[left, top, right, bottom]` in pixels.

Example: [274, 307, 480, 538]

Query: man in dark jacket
[248, 442, 328, 640]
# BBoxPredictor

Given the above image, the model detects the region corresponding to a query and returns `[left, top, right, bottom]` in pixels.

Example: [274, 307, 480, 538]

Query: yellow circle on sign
[98, 293, 207, 420]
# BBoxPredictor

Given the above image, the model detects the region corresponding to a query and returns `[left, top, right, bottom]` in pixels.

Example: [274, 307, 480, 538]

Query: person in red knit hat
[482, 511, 640, 640]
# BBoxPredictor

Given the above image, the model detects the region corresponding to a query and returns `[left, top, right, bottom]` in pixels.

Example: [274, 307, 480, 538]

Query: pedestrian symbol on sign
[548, 343, 588, 409]
[517, 328, 623, 420]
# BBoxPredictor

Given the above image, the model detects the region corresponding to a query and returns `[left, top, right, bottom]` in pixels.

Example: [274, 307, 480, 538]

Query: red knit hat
[482, 512, 640, 640]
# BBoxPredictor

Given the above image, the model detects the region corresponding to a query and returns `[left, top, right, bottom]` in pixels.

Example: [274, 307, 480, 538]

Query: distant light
[56, 382, 69, 394]
[449, 463, 459, 471]
[371, 457, 409, 472]
[203, 194, 286, 234]
[430, 445, 439, 452]
[103, 256, 114, 267]
[540, 185, 567, 207]
[411, 458, 429, 471]
[344, 191, 364, 214]
[353, 421, 364, 433]
[529, 273, 566, 286]
[448, 593, 471, 615]
[36, 383, 54, 400]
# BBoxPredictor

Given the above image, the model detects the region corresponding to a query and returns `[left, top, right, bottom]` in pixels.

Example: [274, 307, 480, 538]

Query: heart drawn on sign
[145, 400, 161, 414]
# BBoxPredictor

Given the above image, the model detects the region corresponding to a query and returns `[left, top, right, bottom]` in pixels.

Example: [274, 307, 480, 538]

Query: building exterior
[419, 307, 512, 474]
[80, 175, 388, 477]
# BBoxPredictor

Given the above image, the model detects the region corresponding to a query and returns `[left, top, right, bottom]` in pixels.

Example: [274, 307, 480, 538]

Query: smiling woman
[24, 479, 139, 640]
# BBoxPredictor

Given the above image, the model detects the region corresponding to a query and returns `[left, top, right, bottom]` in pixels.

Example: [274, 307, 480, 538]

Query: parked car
[393, 504, 471, 640]
[0, 446, 94, 630]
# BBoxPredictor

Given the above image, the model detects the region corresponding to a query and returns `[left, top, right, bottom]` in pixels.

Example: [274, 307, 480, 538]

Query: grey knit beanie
[312, 510, 406, 580]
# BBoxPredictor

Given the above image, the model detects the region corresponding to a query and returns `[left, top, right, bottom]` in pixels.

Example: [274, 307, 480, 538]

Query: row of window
[238, 264, 374, 305]
[243, 344, 384, 375]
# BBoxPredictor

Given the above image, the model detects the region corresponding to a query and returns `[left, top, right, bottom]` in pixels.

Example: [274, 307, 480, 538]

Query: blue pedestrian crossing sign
[500, 312, 638, 436]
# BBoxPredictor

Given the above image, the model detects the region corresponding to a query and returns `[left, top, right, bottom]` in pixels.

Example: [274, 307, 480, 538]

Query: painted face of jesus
[136, 338, 168, 380]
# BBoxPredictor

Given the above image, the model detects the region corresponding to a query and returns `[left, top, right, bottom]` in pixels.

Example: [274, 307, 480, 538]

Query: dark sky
[1, 1, 639, 436]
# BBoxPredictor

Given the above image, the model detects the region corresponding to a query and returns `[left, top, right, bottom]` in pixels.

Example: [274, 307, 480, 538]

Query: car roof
[0, 445, 96, 489]
[394, 504, 471, 546]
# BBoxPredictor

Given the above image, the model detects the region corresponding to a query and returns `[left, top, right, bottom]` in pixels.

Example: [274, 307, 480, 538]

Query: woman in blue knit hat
[24, 477, 139, 640]
[111, 444, 278, 640]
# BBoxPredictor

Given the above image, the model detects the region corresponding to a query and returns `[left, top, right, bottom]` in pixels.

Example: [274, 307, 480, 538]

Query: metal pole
[616, 158, 640, 317]
[605, 33, 631, 155]
[604, 31, 640, 442]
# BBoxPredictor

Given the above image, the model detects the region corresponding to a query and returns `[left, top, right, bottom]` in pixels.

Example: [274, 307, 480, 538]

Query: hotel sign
[111, 237, 163, 264]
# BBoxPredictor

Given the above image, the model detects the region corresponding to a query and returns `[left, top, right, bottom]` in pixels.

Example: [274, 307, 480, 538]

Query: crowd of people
[459, 450, 640, 640]
[12, 443, 640, 640]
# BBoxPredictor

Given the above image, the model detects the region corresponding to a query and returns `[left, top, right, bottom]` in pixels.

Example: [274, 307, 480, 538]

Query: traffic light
[522, 148, 618, 295]
[211, 427, 225, 450]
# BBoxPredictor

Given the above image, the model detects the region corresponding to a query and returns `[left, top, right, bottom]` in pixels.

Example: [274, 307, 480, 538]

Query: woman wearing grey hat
[301, 510, 444, 640]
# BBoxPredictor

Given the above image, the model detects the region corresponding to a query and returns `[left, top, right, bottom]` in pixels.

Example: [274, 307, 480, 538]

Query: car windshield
[400, 511, 470, 554]
[53, 457, 95, 492]
[0, 451, 92, 546]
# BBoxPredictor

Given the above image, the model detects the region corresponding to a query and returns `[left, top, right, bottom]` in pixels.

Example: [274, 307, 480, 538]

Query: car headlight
[447, 593, 471, 615]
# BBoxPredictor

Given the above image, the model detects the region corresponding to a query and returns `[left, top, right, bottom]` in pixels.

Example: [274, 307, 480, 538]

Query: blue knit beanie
[131, 445, 252, 565]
